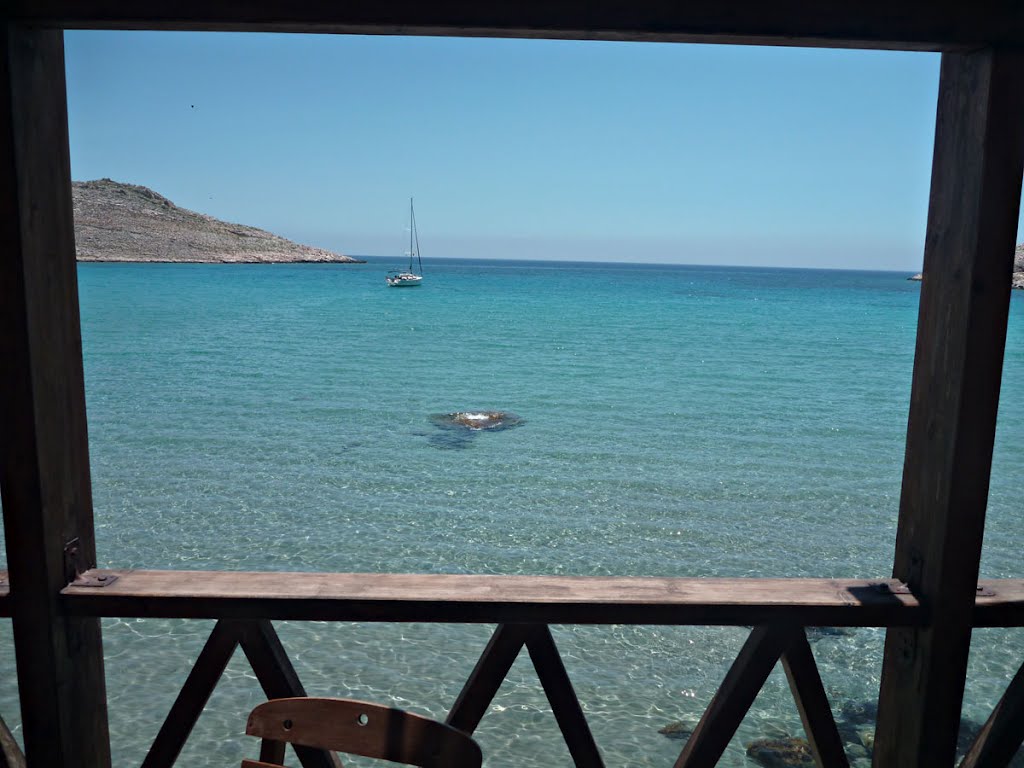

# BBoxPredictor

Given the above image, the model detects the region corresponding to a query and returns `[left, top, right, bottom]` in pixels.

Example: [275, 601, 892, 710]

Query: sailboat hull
[386, 199, 424, 286]
[386, 273, 423, 287]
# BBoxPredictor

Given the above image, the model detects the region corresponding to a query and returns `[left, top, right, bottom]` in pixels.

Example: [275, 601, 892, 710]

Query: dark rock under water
[426, 411, 525, 449]
[745, 737, 815, 767]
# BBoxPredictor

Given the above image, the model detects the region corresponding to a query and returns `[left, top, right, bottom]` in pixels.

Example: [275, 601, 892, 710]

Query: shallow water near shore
[2, 258, 1023, 765]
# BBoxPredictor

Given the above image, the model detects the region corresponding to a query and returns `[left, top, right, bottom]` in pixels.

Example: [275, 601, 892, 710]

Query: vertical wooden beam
[875, 48, 1024, 768]
[0, 23, 111, 768]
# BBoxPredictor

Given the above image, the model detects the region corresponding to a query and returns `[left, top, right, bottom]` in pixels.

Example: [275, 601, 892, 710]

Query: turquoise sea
[2, 258, 1023, 766]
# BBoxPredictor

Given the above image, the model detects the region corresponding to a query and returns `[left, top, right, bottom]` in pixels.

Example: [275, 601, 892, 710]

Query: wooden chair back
[241, 697, 482, 768]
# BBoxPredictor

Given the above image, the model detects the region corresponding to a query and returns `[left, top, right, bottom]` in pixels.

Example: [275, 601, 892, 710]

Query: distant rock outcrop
[73, 178, 361, 263]
[908, 243, 1024, 288]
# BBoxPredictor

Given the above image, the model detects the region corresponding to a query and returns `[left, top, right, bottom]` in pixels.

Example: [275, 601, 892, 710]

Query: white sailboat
[386, 198, 424, 287]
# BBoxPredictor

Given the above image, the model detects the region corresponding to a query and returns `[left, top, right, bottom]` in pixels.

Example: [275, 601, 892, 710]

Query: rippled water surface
[1, 259, 1022, 766]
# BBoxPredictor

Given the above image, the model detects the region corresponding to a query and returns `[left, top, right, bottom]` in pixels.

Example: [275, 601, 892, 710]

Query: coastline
[76, 255, 366, 264]
[73, 178, 362, 265]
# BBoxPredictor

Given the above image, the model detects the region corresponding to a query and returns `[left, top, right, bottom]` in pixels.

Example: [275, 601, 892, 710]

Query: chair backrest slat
[245, 697, 482, 768]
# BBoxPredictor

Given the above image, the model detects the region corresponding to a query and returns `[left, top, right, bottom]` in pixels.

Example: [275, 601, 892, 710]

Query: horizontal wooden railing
[5, 568, 1024, 626]
[59, 570, 935, 625]
[2, 570, 1024, 766]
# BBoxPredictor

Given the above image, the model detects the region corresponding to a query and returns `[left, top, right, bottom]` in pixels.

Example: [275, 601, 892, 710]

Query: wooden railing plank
[446, 624, 532, 734]
[525, 626, 604, 768]
[674, 625, 792, 767]
[28, 573, 1011, 626]
[780, 629, 849, 768]
[140, 620, 241, 768]
[959, 659, 1024, 768]
[61, 571, 926, 626]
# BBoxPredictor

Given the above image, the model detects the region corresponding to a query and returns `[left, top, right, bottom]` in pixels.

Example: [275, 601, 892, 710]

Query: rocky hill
[73, 179, 361, 263]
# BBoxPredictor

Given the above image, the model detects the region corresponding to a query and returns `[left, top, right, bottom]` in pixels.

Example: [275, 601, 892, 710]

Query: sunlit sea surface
[2, 258, 1023, 766]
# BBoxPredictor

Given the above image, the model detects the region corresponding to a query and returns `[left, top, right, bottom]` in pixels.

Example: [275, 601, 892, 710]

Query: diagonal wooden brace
[448, 624, 604, 767]
[780, 629, 849, 767]
[446, 624, 533, 734]
[525, 625, 604, 768]
[676, 625, 848, 768]
[140, 619, 340, 768]
[959, 658, 1024, 768]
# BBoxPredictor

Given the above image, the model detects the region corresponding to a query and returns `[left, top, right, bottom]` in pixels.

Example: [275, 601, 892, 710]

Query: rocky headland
[73, 178, 361, 264]
[908, 243, 1024, 287]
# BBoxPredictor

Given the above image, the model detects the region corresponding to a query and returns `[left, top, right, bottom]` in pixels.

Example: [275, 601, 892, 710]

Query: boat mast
[408, 197, 415, 273]
[411, 199, 423, 275]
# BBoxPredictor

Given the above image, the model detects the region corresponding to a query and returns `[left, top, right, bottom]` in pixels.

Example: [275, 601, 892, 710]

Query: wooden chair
[241, 697, 482, 768]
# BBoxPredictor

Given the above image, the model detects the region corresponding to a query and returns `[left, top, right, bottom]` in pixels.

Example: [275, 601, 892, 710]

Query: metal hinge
[67, 570, 118, 588]
[63, 538, 118, 588]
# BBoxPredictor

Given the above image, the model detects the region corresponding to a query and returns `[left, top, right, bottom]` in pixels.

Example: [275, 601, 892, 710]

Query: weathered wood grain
[5, 1, 1024, 51]
[875, 48, 1024, 768]
[0, 24, 110, 768]
[29, 570, 1024, 627]
[61, 571, 923, 625]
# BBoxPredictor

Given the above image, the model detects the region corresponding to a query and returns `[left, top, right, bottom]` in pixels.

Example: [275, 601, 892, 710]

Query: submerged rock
[839, 699, 878, 727]
[745, 737, 815, 768]
[426, 410, 524, 449]
[434, 411, 525, 431]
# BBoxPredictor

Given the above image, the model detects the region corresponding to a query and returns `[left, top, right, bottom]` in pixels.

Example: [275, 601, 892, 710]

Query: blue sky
[63, 31, 984, 270]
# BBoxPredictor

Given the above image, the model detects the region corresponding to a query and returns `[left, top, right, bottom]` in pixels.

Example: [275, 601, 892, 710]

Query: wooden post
[874, 48, 1024, 767]
[0, 23, 112, 768]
